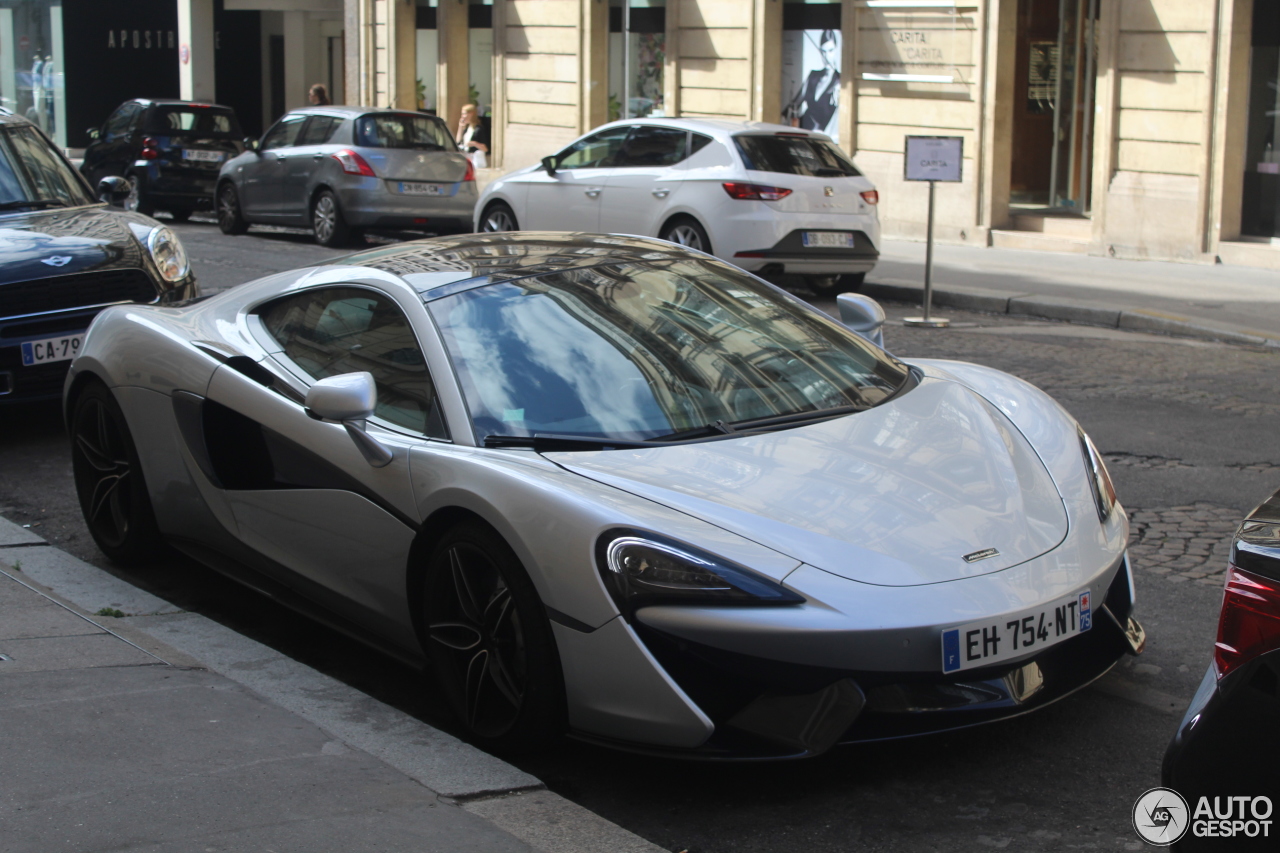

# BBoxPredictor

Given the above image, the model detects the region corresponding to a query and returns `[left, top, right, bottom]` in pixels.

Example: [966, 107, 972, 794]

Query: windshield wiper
[0, 198, 67, 211]
[485, 433, 663, 452]
[652, 405, 864, 442]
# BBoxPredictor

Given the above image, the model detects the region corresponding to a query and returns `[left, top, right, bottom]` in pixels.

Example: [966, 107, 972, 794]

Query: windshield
[0, 124, 95, 209]
[356, 113, 455, 150]
[735, 135, 862, 177]
[145, 106, 242, 137]
[427, 259, 908, 444]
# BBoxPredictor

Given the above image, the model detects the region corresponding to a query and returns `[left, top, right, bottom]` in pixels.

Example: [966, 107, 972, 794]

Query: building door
[269, 34, 285, 124]
[608, 0, 667, 120]
[1242, 0, 1280, 239]
[1010, 0, 1098, 213]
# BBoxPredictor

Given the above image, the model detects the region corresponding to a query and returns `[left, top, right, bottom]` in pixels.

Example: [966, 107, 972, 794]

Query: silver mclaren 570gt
[64, 233, 1145, 758]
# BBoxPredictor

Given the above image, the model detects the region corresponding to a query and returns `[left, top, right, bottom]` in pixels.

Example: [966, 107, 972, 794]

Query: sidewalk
[0, 516, 663, 853]
[865, 238, 1280, 347]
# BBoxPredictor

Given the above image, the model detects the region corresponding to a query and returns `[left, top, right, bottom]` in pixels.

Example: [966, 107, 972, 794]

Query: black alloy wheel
[480, 202, 518, 232]
[424, 520, 564, 751]
[311, 189, 350, 247]
[123, 174, 155, 217]
[659, 217, 711, 254]
[216, 183, 249, 235]
[70, 381, 164, 563]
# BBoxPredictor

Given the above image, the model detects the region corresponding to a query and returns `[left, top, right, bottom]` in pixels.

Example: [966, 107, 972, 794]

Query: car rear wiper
[652, 405, 864, 442]
[0, 198, 66, 210]
[812, 168, 849, 177]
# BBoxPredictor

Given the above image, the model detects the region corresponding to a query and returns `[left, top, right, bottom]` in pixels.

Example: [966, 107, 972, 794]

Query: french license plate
[21, 333, 84, 366]
[802, 231, 856, 248]
[942, 589, 1092, 673]
[184, 149, 224, 163]
[399, 182, 444, 196]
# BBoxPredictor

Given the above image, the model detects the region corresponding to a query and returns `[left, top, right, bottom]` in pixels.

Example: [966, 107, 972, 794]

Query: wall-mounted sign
[904, 135, 963, 182]
[858, 7, 973, 87]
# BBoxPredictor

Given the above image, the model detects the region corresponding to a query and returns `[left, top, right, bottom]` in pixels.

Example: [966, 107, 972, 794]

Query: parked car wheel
[168, 207, 193, 223]
[70, 380, 165, 564]
[479, 201, 518, 232]
[311, 189, 350, 247]
[808, 272, 866, 296]
[123, 174, 155, 217]
[423, 519, 564, 752]
[216, 183, 250, 235]
[660, 217, 711, 254]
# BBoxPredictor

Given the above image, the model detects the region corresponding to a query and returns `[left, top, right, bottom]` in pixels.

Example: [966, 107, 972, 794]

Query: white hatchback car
[475, 118, 880, 294]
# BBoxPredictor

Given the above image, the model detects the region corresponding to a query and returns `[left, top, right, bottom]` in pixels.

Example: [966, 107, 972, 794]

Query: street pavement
[2, 221, 1279, 851]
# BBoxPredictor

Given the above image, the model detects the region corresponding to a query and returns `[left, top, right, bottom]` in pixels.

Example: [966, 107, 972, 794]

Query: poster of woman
[781, 28, 841, 142]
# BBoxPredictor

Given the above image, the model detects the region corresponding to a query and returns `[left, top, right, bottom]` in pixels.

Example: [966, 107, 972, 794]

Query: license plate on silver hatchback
[802, 231, 856, 248]
[399, 182, 444, 196]
[941, 589, 1092, 673]
[21, 333, 84, 366]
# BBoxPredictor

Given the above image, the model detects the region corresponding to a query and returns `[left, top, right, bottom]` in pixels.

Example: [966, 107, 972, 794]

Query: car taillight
[331, 149, 377, 177]
[1214, 565, 1280, 679]
[860, 190, 879, 205]
[462, 157, 475, 183]
[140, 137, 159, 160]
[722, 182, 792, 201]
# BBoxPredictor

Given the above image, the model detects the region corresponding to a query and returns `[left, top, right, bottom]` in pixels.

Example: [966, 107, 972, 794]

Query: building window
[781, 0, 842, 143]
[609, 0, 666, 121]
[1243, 0, 1280, 239]
[0, 1, 65, 148]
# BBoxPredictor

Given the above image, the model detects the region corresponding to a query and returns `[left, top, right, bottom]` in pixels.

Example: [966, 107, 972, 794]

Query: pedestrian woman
[455, 103, 489, 168]
[309, 84, 331, 106]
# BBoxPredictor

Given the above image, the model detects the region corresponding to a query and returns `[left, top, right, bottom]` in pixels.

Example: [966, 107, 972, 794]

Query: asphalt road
[2, 222, 1277, 852]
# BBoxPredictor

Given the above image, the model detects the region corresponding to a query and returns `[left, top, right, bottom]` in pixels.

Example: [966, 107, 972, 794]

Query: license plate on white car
[802, 231, 856, 248]
[21, 333, 84, 366]
[184, 149, 224, 163]
[399, 182, 444, 196]
[941, 589, 1092, 673]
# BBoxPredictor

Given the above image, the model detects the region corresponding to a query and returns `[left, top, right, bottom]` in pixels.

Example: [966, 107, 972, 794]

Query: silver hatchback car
[215, 107, 477, 246]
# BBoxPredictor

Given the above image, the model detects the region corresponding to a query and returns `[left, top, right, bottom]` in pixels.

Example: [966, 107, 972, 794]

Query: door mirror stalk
[97, 175, 131, 205]
[304, 372, 393, 467]
[541, 155, 557, 176]
[836, 293, 886, 349]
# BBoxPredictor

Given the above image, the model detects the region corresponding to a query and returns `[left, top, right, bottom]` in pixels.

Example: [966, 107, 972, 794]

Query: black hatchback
[80, 100, 244, 220]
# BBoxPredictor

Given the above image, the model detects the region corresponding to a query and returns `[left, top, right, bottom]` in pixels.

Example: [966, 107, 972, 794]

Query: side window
[260, 114, 308, 151]
[103, 104, 139, 138]
[612, 127, 689, 168]
[554, 126, 632, 170]
[297, 116, 339, 146]
[259, 286, 447, 438]
[690, 134, 713, 156]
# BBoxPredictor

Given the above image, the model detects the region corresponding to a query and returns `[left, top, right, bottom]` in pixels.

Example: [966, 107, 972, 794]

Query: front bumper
[575, 553, 1140, 760]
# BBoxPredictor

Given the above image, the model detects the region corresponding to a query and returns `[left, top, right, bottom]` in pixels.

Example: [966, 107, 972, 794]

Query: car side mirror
[244, 137, 259, 153]
[541, 155, 557, 176]
[836, 293, 886, 349]
[304, 372, 393, 467]
[97, 175, 130, 206]
[86, 127, 100, 141]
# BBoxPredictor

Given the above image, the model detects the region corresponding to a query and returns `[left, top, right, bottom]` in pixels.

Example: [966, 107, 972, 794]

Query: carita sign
[904, 136, 963, 183]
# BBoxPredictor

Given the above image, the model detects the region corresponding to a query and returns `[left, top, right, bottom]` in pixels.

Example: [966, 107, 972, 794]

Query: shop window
[416, 0, 438, 113]
[781, 0, 842, 142]
[1242, 1, 1280, 239]
[609, 0, 666, 120]
[0, 1, 66, 148]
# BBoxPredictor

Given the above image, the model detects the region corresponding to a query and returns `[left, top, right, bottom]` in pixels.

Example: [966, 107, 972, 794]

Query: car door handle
[584, 189, 601, 198]
[651, 188, 670, 199]
[312, 153, 324, 160]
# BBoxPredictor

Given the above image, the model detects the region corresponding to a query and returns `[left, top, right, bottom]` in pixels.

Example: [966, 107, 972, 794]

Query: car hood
[0, 205, 149, 285]
[554, 377, 1069, 587]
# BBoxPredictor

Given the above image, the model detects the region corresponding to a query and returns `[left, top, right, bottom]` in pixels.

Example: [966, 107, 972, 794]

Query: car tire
[123, 174, 155, 217]
[168, 208, 193, 223]
[806, 273, 866, 296]
[422, 519, 565, 753]
[479, 201, 519, 232]
[311, 189, 350, 247]
[217, 183, 249, 235]
[70, 380, 166, 564]
[659, 217, 711, 254]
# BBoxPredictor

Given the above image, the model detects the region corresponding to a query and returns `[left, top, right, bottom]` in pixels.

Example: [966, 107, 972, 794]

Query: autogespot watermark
[1132, 787, 1273, 846]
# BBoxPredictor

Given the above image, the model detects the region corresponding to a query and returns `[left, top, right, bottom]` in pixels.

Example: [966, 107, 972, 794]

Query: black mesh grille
[0, 269, 158, 320]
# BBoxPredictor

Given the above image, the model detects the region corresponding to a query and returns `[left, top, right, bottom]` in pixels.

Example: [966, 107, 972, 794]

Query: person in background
[455, 103, 489, 168]
[308, 84, 331, 106]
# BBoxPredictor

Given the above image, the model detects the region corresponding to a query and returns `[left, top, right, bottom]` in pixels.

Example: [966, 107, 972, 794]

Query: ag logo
[1133, 787, 1190, 846]
[41, 255, 72, 267]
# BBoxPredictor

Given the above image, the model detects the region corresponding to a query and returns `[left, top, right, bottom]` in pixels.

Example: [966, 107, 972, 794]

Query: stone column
[177, 0, 216, 102]
[438, 0, 470, 127]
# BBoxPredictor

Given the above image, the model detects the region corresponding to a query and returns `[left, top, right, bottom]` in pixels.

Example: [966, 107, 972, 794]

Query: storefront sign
[858, 9, 972, 86]
[905, 135, 963, 182]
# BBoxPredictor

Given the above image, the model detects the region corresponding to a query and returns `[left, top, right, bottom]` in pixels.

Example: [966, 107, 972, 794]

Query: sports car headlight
[145, 225, 190, 282]
[1079, 429, 1117, 521]
[597, 532, 803, 616]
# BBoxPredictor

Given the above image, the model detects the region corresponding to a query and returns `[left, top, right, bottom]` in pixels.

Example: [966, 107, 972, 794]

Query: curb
[862, 278, 1280, 348]
[0, 515, 666, 853]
